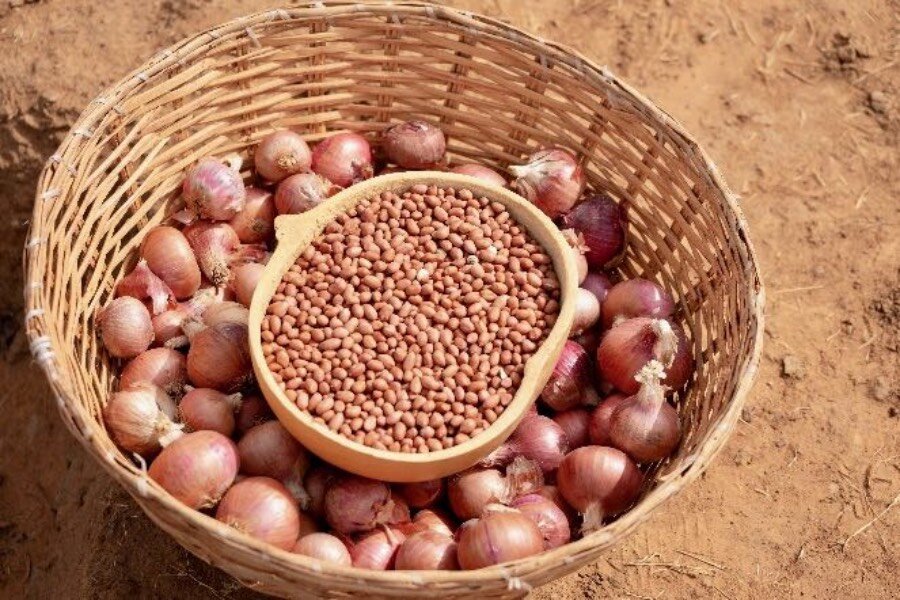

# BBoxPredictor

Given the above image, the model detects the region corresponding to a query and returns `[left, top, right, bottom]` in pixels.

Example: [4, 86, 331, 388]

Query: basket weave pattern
[24, 2, 764, 598]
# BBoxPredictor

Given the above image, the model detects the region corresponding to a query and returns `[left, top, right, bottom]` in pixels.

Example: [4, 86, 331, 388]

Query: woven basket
[24, 2, 765, 598]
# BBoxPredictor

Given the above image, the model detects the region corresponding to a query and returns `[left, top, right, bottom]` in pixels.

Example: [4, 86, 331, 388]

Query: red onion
[562, 194, 626, 268]
[482, 414, 568, 473]
[556, 446, 644, 532]
[602, 278, 675, 329]
[187, 321, 252, 392]
[141, 226, 202, 299]
[148, 430, 239, 509]
[581, 272, 613, 308]
[293, 533, 352, 566]
[182, 157, 246, 221]
[395, 530, 459, 570]
[304, 465, 340, 519]
[183, 222, 267, 287]
[608, 364, 681, 462]
[383, 120, 446, 169]
[573, 327, 601, 358]
[571, 287, 601, 335]
[254, 130, 312, 183]
[238, 421, 309, 487]
[457, 505, 544, 569]
[115, 260, 175, 315]
[597, 317, 678, 394]
[98, 297, 154, 358]
[120, 347, 187, 397]
[104, 383, 181, 456]
[325, 476, 395, 534]
[216, 477, 300, 550]
[535, 485, 578, 528]
[588, 394, 627, 446]
[404, 508, 456, 537]
[311, 132, 373, 187]
[510, 148, 584, 219]
[229, 187, 275, 244]
[348, 526, 405, 570]
[179, 388, 242, 436]
[235, 394, 274, 435]
[511, 493, 571, 549]
[542, 340, 591, 411]
[663, 324, 694, 391]
[152, 289, 218, 347]
[398, 479, 443, 509]
[274, 173, 338, 215]
[448, 457, 543, 520]
[232, 262, 264, 307]
[201, 301, 249, 328]
[553, 408, 591, 449]
[450, 163, 508, 187]
[561, 229, 590, 285]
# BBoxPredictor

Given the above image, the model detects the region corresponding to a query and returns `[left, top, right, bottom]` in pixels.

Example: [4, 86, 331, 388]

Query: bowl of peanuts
[250, 171, 579, 482]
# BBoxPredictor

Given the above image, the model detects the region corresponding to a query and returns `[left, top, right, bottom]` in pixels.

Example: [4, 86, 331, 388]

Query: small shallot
[588, 394, 627, 446]
[511, 493, 571, 550]
[254, 130, 312, 183]
[232, 262, 264, 307]
[510, 148, 585, 219]
[450, 163, 508, 187]
[311, 132, 373, 187]
[103, 383, 182, 455]
[304, 464, 340, 519]
[552, 408, 591, 449]
[405, 508, 456, 537]
[115, 260, 175, 315]
[556, 446, 644, 532]
[581, 272, 613, 308]
[140, 226, 201, 299]
[238, 421, 310, 504]
[395, 530, 459, 570]
[348, 526, 406, 570]
[235, 395, 274, 435]
[148, 430, 240, 509]
[383, 120, 446, 169]
[182, 157, 246, 221]
[179, 387, 242, 436]
[571, 287, 601, 335]
[542, 340, 591, 411]
[183, 222, 267, 287]
[275, 173, 337, 215]
[596, 317, 678, 394]
[482, 414, 568, 474]
[457, 505, 544, 569]
[448, 457, 543, 520]
[187, 321, 252, 392]
[98, 297, 154, 358]
[216, 477, 300, 550]
[601, 278, 675, 329]
[293, 533, 351, 566]
[324, 476, 395, 534]
[229, 187, 275, 244]
[561, 194, 626, 269]
[119, 347, 187, 397]
[152, 289, 218, 347]
[398, 479, 443, 509]
[608, 363, 681, 462]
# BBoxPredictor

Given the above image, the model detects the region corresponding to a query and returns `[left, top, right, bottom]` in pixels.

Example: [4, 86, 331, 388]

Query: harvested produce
[183, 157, 246, 221]
[561, 194, 625, 268]
[311, 132, 373, 187]
[215, 477, 300, 550]
[596, 317, 677, 395]
[119, 347, 187, 396]
[607, 363, 681, 462]
[399, 479, 443, 509]
[457, 505, 544, 569]
[405, 508, 456, 537]
[556, 446, 643, 531]
[262, 184, 560, 452]
[229, 187, 275, 244]
[140, 226, 202, 299]
[482, 413, 569, 473]
[187, 321, 252, 392]
[601, 278, 674, 329]
[293, 533, 352, 566]
[254, 130, 312, 183]
[588, 394, 627, 446]
[450, 164, 507, 187]
[238, 421, 309, 503]
[383, 120, 446, 169]
[510, 148, 584, 218]
[348, 526, 406, 570]
[510, 493, 571, 549]
[325, 476, 395, 534]
[148, 430, 239, 509]
[183, 221, 266, 287]
[394, 530, 459, 570]
[179, 388, 242, 436]
[99, 297, 154, 358]
[115, 260, 175, 315]
[552, 408, 591, 449]
[232, 262, 264, 307]
[103, 383, 181, 456]
[275, 173, 336, 215]
[542, 340, 591, 411]
[448, 457, 542, 520]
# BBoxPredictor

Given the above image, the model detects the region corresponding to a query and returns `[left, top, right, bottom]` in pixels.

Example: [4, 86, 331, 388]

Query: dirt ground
[0, 0, 897, 598]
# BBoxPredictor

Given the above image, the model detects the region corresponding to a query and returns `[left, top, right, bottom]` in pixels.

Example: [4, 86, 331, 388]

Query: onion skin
[457, 507, 544, 569]
[99, 297, 154, 359]
[535, 485, 578, 528]
[119, 348, 187, 397]
[325, 476, 394, 534]
[482, 414, 569, 473]
[311, 132, 373, 187]
[581, 272, 613, 308]
[597, 317, 678, 394]
[103, 383, 180, 456]
[383, 120, 446, 169]
[399, 479, 443, 509]
[556, 446, 643, 531]
[511, 493, 571, 550]
[183, 157, 246, 221]
[215, 477, 300, 551]
[148, 430, 240, 509]
[395, 530, 459, 570]
[141, 226, 202, 299]
[561, 229, 590, 285]
[571, 287, 601, 336]
[450, 164, 507, 187]
[542, 340, 591, 411]
[510, 148, 585, 219]
[274, 173, 337, 215]
[293, 533, 352, 566]
[229, 187, 275, 244]
[232, 262, 264, 307]
[403, 508, 456, 537]
[254, 130, 312, 183]
[602, 278, 675, 329]
[561, 194, 626, 269]
[152, 289, 218, 347]
[234, 394, 274, 435]
[448, 458, 542, 520]
[187, 321, 252, 392]
[553, 408, 591, 449]
[588, 394, 627, 446]
[663, 325, 694, 391]
[201, 301, 249, 328]
[115, 260, 175, 315]
[573, 327, 601, 358]
[179, 388, 242, 436]
[183, 222, 267, 287]
[348, 526, 406, 570]
[608, 369, 681, 462]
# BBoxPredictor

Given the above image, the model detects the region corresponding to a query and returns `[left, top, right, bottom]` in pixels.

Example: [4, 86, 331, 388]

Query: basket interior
[27, 4, 762, 598]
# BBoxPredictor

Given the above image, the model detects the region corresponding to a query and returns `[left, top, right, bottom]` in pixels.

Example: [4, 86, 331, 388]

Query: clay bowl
[248, 171, 578, 482]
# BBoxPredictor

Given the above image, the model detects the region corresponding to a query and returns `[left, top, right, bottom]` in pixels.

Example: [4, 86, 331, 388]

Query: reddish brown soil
[0, 1, 897, 598]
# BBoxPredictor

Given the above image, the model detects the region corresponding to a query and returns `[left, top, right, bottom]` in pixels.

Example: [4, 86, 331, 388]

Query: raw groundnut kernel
[262, 185, 561, 452]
